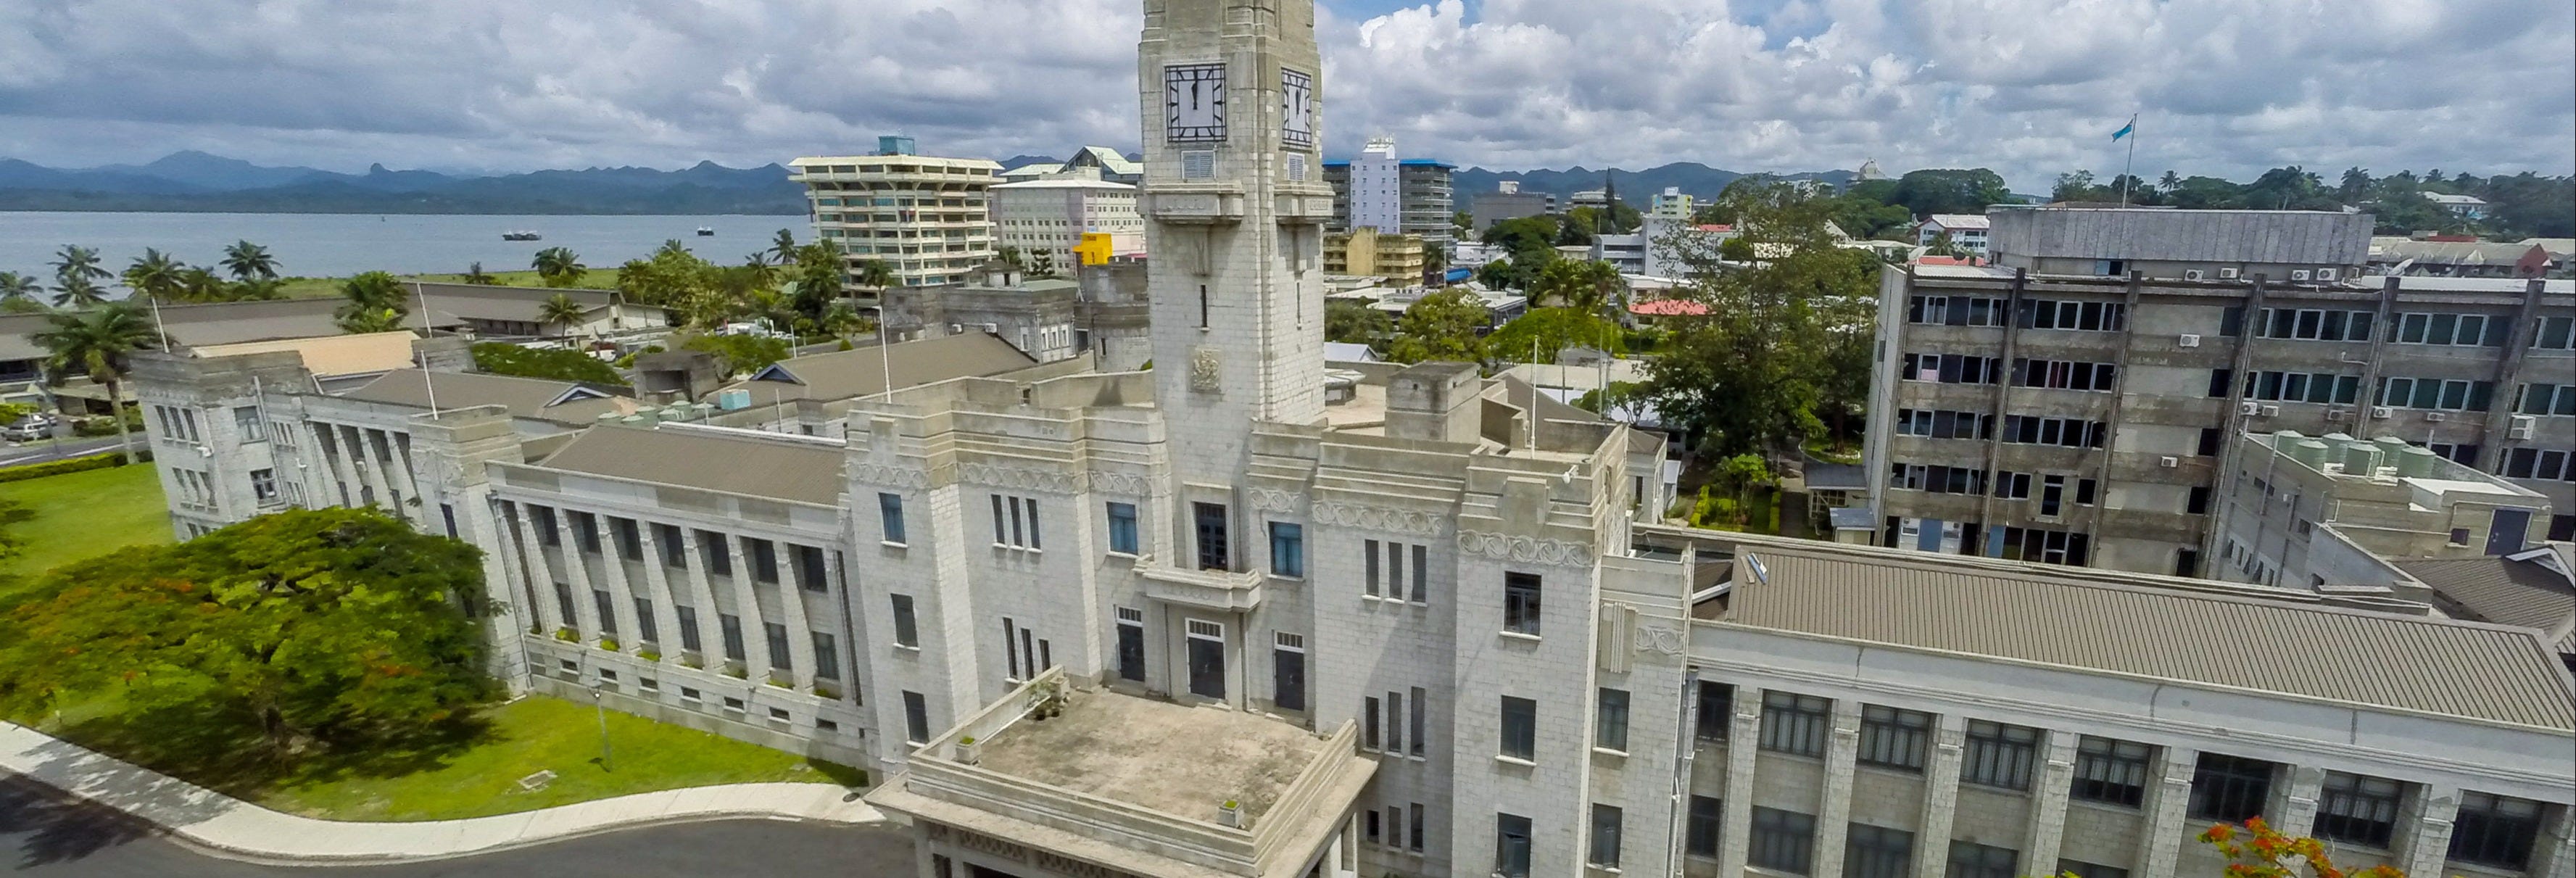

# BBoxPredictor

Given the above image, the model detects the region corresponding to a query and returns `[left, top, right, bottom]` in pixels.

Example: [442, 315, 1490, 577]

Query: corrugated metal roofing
[1722, 549, 2576, 730]
[1989, 207, 2372, 265]
[340, 369, 634, 424]
[2397, 555, 2576, 654]
[719, 333, 1035, 403]
[535, 425, 845, 506]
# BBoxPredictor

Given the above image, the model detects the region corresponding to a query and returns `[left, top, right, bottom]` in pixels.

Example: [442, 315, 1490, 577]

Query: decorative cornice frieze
[848, 463, 931, 491]
[958, 462, 1082, 494]
[1248, 487, 1301, 513]
[1634, 624, 1686, 656]
[1456, 529, 1595, 568]
[1087, 471, 1154, 497]
[1312, 500, 1446, 537]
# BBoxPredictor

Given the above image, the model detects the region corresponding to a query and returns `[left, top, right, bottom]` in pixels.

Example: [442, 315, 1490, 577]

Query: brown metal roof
[1720, 548, 2576, 730]
[721, 333, 1035, 402]
[339, 369, 634, 425]
[2398, 554, 2576, 656]
[1, 297, 346, 361]
[533, 425, 845, 506]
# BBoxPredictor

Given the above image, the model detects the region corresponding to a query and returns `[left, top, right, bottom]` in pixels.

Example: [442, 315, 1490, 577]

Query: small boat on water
[695, 226, 716, 236]
[502, 231, 542, 241]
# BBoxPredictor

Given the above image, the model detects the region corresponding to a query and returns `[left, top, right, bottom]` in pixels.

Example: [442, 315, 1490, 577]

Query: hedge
[0, 449, 152, 483]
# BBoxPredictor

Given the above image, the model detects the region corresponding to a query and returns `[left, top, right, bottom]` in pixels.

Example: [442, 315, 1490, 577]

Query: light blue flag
[2111, 115, 2136, 141]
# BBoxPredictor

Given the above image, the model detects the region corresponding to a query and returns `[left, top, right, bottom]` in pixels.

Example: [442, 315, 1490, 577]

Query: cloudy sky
[1, 0, 2568, 191]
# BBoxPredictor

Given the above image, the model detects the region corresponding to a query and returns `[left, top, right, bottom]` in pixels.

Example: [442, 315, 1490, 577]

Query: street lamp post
[589, 687, 613, 772]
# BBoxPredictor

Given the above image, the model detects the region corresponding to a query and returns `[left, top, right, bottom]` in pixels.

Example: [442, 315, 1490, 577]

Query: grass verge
[0, 463, 171, 585]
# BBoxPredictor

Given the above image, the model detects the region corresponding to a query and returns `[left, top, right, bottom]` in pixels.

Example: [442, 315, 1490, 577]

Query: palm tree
[121, 248, 185, 302]
[851, 259, 896, 291]
[538, 292, 589, 336]
[531, 247, 587, 288]
[0, 271, 43, 312]
[819, 302, 866, 337]
[176, 266, 231, 302]
[741, 251, 776, 288]
[336, 271, 409, 334]
[770, 228, 799, 265]
[462, 262, 497, 285]
[51, 276, 107, 310]
[50, 245, 109, 289]
[31, 303, 162, 465]
[996, 246, 1027, 272]
[231, 276, 285, 301]
[220, 240, 279, 281]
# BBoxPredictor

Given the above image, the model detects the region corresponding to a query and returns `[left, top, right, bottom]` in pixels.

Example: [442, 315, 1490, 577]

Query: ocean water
[0, 212, 811, 281]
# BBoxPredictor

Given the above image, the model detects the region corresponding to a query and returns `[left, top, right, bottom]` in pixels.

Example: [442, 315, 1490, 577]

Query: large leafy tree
[1644, 178, 1881, 458]
[1486, 307, 1627, 364]
[531, 247, 587, 288]
[0, 271, 44, 312]
[1325, 299, 1392, 345]
[682, 333, 791, 377]
[30, 303, 161, 465]
[471, 341, 627, 385]
[0, 508, 492, 755]
[1880, 168, 2013, 217]
[1386, 289, 1489, 364]
[1525, 258, 1625, 312]
[335, 271, 409, 334]
[121, 248, 185, 302]
[220, 240, 279, 281]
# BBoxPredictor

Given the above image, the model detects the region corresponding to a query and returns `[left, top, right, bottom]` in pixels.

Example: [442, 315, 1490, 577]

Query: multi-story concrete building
[1325, 137, 1454, 251]
[1001, 146, 1145, 188]
[2212, 430, 2554, 588]
[128, 7, 2576, 878]
[1916, 214, 1992, 258]
[790, 150, 1002, 291]
[1470, 180, 1554, 232]
[1865, 207, 2576, 579]
[990, 168, 1145, 273]
[1324, 227, 1427, 280]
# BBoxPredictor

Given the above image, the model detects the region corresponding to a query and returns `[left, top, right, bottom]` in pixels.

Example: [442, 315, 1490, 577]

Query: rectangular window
[570, 511, 600, 552]
[811, 631, 840, 680]
[1845, 824, 1916, 878]
[676, 605, 701, 652]
[1409, 801, 1425, 853]
[1495, 813, 1533, 878]
[1503, 572, 1542, 636]
[1760, 691, 1831, 757]
[1115, 607, 1146, 682]
[878, 492, 906, 544]
[1962, 720, 2041, 790]
[1948, 840, 2020, 878]
[1588, 804, 1623, 869]
[2188, 753, 2276, 823]
[2071, 736, 2154, 808]
[2314, 771, 2402, 848]
[632, 597, 658, 645]
[2519, 383, 2576, 416]
[1272, 632, 1306, 712]
[763, 622, 791, 671]
[1596, 688, 1631, 752]
[2059, 861, 2129, 878]
[233, 405, 265, 442]
[1695, 682, 1734, 742]
[746, 538, 779, 584]
[1410, 543, 1429, 602]
[1499, 695, 1537, 761]
[794, 544, 828, 592]
[2449, 792, 2543, 869]
[701, 531, 732, 576]
[1364, 539, 1381, 595]
[1268, 522, 1304, 577]
[890, 595, 919, 648]
[592, 589, 618, 634]
[1364, 696, 1382, 750]
[1385, 690, 1402, 754]
[1686, 795, 1723, 858]
[1193, 502, 1228, 571]
[1749, 807, 1816, 875]
[1106, 502, 1138, 554]
[606, 517, 640, 560]
[719, 613, 746, 661]
[1858, 705, 1932, 771]
[1409, 686, 1426, 758]
[249, 468, 279, 502]
[902, 691, 929, 744]
[654, 523, 687, 567]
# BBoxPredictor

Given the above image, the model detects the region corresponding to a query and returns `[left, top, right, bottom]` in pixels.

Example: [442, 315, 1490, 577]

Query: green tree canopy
[1386, 289, 1489, 365]
[1325, 298, 1392, 345]
[532, 247, 587, 288]
[1486, 307, 1626, 364]
[1525, 258, 1625, 312]
[470, 342, 629, 386]
[682, 333, 792, 378]
[335, 271, 409, 334]
[1881, 168, 2014, 217]
[0, 508, 492, 755]
[31, 302, 160, 464]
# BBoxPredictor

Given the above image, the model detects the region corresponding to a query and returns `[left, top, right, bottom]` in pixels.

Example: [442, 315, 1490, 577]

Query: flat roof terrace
[974, 689, 1322, 821]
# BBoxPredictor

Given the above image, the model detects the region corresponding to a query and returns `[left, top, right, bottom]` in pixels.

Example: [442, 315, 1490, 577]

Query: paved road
[0, 436, 127, 469]
[0, 774, 916, 877]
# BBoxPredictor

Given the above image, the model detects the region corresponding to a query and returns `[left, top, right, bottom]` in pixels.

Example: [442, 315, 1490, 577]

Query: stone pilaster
[2531, 800, 2576, 878]
[2276, 766, 2326, 842]
[587, 515, 645, 650]
[726, 534, 770, 678]
[2137, 746, 2200, 878]
[1915, 715, 1968, 878]
[1813, 700, 1864, 878]
[510, 506, 563, 634]
[2398, 785, 2459, 878]
[1718, 686, 1764, 878]
[2023, 732, 2079, 874]
[775, 544, 821, 692]
[554, 508, 602, 637]
[633, 526, 688, 660]
[674, 529, 726, 667]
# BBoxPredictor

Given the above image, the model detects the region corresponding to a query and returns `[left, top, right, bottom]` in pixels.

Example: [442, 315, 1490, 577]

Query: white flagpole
[2119, 113, 2139, 207]
[413, 281, 440, 417]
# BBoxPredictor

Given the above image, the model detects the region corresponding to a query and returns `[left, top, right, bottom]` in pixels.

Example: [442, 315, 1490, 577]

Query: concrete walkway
[0, 721, 882, 864]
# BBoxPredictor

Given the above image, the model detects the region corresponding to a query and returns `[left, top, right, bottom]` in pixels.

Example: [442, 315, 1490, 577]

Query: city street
[0, 774, 916, 877]
[0, 436, 125, 469]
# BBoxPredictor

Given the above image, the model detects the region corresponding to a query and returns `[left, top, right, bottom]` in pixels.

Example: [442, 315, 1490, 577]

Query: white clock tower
[1136, 0, 1334, 571]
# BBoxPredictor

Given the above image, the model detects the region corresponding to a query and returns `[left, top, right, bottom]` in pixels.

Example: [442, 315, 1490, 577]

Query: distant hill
[1453, 162, 1856, 210]
[0, 152, 810, 215]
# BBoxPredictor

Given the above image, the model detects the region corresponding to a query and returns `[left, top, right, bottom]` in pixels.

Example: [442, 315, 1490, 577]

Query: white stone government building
[128, 2, 2575, 877]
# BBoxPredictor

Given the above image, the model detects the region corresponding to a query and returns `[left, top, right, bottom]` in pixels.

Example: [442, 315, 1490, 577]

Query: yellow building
[1322, 227, 1428, 279]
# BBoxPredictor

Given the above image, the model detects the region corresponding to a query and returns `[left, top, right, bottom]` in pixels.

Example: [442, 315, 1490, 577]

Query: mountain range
[0, 151, 1858, 215]
[0, 151, 810, 215]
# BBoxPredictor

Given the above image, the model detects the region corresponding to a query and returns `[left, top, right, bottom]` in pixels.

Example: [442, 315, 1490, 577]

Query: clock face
[1165, 63, 1227, 142]
[1280, 67, 1314, 147]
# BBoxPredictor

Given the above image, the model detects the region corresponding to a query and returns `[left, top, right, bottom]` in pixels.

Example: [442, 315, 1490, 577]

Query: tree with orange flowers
[2198, 817, 2411, 878]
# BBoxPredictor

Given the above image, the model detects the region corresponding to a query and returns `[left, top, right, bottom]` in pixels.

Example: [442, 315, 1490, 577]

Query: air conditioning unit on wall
[2509, 415, 2536, 439]
[2160, 456, 2182, 468]
[2178, 334, 2202, 348]
[2425, 412, 2450, 423]
[2370, 406, 2393, 419]
[2240, 401, 2263, 416]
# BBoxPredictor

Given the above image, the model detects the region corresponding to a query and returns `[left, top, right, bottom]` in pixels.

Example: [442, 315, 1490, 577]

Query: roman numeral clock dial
[1281, 67, 1313, 147]
[1164, 63, 1227, 142]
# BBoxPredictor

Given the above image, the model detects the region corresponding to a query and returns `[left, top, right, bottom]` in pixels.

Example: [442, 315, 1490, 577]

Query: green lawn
[29, 691, 862, 822]
[0, 462, 172, 584]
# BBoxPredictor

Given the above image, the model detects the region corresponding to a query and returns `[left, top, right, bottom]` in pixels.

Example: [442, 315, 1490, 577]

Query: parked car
[1, 413, 60, 442]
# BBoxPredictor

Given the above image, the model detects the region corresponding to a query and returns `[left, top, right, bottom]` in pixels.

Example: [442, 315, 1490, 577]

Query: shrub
[554, 626, 579, 642]
[637, 650, 661, 662]
[0, 450, 149, 483]
[471, 342, 630, 386]
[597, 637, 619, 652]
